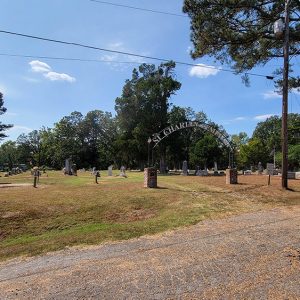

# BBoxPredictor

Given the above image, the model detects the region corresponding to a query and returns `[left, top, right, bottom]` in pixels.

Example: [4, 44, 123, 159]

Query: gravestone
[182, 160, 188, 176]
[71, 164, 77, 176]
[200, 170, 208, 176]
[214, 161, 218, 172]
[120, 166, 127, 177]
[95, 171, 100, 184]
[91, 167, 96, 175]
[33, 167, 40, 187]
[65, 159, 72, 175]
[266, 163, 274, 175]
[258, 162, 263, 174]
[108, 165, 113, 176]
[195, 166, 200, 176]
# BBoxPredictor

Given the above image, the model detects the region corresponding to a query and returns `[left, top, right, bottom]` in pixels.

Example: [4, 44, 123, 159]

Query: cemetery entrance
[146, 121, 237, 184]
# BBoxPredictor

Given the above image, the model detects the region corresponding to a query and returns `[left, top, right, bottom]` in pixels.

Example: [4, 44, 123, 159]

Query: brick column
[144, 168, 157, 188]
[226, 168, 238, 184]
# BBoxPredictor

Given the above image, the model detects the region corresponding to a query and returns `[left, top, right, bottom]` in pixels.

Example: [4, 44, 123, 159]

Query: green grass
[0, 170, 299, 261]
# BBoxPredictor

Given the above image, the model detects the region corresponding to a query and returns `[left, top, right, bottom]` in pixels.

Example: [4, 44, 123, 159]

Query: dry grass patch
[0, 171, 299, 260]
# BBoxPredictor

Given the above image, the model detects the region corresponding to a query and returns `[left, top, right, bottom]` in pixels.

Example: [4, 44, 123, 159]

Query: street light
[147, 137, 152, 167]
[274, 0, 290, 189]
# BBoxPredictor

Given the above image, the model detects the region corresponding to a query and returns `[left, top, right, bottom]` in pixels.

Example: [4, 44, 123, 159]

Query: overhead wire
[0, 29, 275, 80]
[0, 53, 144, 65]
[88, 0, 296, 81]
[88, 0, 188, 18]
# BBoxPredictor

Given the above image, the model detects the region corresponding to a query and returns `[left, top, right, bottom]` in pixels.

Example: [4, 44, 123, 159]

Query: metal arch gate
[147, 121, 235, 169]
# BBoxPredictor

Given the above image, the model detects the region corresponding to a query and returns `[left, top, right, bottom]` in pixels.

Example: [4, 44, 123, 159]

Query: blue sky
[1, 0, 299, 143]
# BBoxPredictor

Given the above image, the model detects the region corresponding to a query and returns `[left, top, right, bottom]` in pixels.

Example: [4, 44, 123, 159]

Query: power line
[0, 29, 274, 79]
[0, 53, 144, 65]
[89, 0, 188, 18]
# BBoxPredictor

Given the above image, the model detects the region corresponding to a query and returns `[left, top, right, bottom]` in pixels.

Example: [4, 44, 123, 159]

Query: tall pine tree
[0, 92, 13, 140]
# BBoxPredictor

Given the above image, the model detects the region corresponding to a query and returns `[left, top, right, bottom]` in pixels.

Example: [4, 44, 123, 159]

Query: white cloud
[186, 45, 192, 54]
[0, 84, 8, 95]
[189, 64, 220, 78]
[44, 72, 76, 83]
[254, 114, 275, 121]
[234, 117, 246, 121]
[100, 41, 148, 70]
[29, 60, 52, 73]
[222, 116, 247, 124]
[28, 60, 76, 83]
[262, 90, 281, 99]
[108, 42, 124, 49]
[5, 112, 18, 117]
[23, 77, 40, 83]
[8, 125, 33, 132]
[291, 88, 300, 95]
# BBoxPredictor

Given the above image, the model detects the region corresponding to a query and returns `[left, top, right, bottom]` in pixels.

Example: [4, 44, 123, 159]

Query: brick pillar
[144, 168, 157, 188]
[226, 168, 238, 184]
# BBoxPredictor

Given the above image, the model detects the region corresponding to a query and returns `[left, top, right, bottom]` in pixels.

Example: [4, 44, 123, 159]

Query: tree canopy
[235, 113, 300, 170]
[115, 61, 182, 171]
[183, 0, 300, 85]
[0, 92, 13, 140]
[7, 61, 297, 172]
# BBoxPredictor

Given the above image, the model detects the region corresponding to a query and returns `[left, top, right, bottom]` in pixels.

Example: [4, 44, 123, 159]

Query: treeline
[233, 114, 300, 171]
[0, 62, 299, 171]
[0, 62, 231, 171]
[0, 107, 231, 171]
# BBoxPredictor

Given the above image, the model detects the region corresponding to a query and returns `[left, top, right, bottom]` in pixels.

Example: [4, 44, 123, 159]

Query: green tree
[252, 113, 300, 153]
[231, 132, 249, 149]
[115, 62, 181, 171]
[53, 112, 84, 168]
[166, 106, 195, 169]
[288, 144, 300, 170]
[252, 116, 281, 152]
[183, 1, 300, 85]
[80, 110, 116, 169]
[238, 138, 269, 169]
[275, 144, 300, 170]
[189, 134, 223, 169]
[0, 92, 13, 140]
[0, 141, 19, 169]
[17, 130, 45, 167]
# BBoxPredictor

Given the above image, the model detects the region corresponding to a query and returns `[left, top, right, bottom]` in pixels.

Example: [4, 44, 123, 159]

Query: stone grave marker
[108, 165, 113, 176]
[120, 166, 127, 177]
[182, 160, 188, 176]
[258, 162, 263, 174]
[214, 161, 218, 172]
[65, 158, 72, 175]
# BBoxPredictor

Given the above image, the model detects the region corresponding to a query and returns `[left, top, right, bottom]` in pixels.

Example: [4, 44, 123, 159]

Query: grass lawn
[0, 170, 299, 261]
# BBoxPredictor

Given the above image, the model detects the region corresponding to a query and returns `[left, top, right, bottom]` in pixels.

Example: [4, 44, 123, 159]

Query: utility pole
[282, 0, 290, 189]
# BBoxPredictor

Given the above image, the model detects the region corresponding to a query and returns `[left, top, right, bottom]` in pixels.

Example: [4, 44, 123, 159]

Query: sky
[0, 0, 300, 143]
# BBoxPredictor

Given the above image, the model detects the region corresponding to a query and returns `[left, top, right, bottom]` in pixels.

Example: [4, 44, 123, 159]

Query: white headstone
[108, 165, 113, 176]
[214, 161, 218, 171]
[120, 166, 127, 177]
[182, 161, 188, 176]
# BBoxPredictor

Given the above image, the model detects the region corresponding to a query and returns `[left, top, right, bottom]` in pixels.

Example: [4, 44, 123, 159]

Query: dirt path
[0, 206, 299, 299]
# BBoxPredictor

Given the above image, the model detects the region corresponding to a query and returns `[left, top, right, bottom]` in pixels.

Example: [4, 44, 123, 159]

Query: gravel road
[0, 206, 299, 299]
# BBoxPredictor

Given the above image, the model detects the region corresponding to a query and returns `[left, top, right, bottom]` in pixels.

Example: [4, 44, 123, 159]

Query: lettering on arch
[150, 121, 233, 150]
